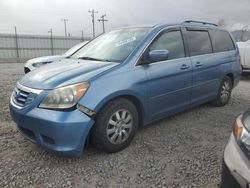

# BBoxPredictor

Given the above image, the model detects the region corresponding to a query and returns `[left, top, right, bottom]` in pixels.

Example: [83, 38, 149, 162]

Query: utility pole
[61, 18, 68, 37]
[98, 14, 108, 33]
[48, 28, 54, 55]
[88, 9, 98, 38]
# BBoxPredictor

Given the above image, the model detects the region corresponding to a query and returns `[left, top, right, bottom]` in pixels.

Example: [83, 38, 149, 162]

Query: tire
[212, 76, 233, 107]
[90, 98, 139, 153]
[220, 160, 241, 188]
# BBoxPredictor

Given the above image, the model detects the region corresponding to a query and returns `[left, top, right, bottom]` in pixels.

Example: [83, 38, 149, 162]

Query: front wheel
[90, 98, 139, 153]
[212, 76, 233, 107]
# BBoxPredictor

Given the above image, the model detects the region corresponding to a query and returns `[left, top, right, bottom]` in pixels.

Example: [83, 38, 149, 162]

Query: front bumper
[10, 104, 95, 157]
[224, 134, 250, 187]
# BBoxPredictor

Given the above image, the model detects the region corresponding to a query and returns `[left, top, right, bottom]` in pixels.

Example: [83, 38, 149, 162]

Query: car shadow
[241, 74, 250, 81]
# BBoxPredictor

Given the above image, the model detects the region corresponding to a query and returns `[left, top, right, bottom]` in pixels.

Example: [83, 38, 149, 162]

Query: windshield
[63, 42, 88, 57]
[71, 27, 150, 62]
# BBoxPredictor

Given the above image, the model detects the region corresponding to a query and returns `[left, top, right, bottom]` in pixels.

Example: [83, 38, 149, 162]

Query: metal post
[48, 29, 54, 55]
[14, 26, 19, 62]
[81, 30, 84, 42]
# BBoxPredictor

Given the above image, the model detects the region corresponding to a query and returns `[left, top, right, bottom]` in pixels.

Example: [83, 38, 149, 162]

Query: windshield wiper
[78, 56, 110, 62]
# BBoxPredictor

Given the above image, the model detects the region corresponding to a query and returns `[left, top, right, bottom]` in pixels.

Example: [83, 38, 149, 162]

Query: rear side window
[185, 30, 212, 56]
[209, 30, 235, 52]
[149, 30, 185, 60]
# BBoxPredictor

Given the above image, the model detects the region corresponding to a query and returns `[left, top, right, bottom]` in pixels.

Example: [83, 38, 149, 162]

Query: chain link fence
[0, 33, 90, 63]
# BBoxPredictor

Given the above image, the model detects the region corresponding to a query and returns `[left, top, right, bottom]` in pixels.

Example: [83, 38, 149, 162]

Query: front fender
[78, 69, 148, 121]
[93, 90, 146, 114]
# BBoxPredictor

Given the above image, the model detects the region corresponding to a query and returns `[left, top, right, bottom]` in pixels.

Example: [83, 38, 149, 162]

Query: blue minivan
[10, 21, 242, 156]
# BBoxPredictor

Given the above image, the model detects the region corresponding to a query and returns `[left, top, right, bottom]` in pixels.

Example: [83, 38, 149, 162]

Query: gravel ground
[1, 63, 250, 188]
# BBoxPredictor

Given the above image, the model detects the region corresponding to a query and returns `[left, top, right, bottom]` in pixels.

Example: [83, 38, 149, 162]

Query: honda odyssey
[10, 21, 241, 156]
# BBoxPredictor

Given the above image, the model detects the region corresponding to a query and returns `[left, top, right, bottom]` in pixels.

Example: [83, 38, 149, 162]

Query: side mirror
[148, 50, 169, 62]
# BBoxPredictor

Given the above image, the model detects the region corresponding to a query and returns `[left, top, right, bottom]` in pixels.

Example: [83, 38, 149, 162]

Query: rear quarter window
[185, 30, 212, 56]
[209, 30, 235, 52]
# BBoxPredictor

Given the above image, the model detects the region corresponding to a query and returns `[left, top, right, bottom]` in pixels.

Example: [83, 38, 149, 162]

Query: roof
[152, 20, 226, 32]
[115, 20, 223, 32]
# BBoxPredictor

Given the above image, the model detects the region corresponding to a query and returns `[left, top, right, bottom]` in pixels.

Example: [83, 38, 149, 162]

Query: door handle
[180, 64, 190, 70]
[195, 62, 203, 67]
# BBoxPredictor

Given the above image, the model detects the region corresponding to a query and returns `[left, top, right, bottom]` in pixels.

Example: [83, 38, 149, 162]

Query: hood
[26, 55, 63, 64]
[25, 55, 64, 70]
[20, 58, 119, 90]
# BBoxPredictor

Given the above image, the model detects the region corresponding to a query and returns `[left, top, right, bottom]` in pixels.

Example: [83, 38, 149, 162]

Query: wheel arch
[94, 93, 146, 127]
[84, 93, 146, 149]
[225, 72, 234, 86]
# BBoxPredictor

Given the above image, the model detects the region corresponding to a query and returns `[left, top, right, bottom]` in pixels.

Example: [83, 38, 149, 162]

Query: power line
[98, 14, 108, 33]
[61, 18, 68, 37]
[88, 9, 98, 38]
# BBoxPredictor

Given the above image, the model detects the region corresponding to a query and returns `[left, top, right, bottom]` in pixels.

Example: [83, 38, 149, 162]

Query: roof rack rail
[183, 20, 218, 27]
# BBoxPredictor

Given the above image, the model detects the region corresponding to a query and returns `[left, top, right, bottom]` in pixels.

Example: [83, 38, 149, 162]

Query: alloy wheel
[106, 109, 133, 145]
[220, 80, 231, 103]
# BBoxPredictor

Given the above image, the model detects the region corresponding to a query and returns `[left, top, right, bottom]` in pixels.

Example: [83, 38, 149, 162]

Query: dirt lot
[0, 63, 250, 188]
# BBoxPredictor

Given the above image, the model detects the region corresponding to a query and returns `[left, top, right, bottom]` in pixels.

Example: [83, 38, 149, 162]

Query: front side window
[185, 30, 212, 56]
[149, 30, 185, 60]
[71, 28, 150, 62]
[209, 30, 235, 52]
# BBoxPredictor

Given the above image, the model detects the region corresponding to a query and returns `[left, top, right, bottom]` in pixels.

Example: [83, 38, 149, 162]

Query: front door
[139, 29, 192, 121]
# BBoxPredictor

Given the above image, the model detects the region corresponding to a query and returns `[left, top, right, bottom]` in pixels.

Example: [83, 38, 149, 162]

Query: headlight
[233, 115, 250, 151]
[33, 61, 52, 67]
[39, 82, 89, 109]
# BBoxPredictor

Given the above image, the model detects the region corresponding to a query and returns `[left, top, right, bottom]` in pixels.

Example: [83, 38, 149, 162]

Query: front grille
[12, 87, 30, 107]
[11, 83, 42, 108]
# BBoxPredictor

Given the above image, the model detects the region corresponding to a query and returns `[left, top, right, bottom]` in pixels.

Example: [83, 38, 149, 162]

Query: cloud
[0, 0, 249, 36]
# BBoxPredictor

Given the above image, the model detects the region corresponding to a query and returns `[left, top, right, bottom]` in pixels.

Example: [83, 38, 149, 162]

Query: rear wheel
[90, 98, 139, 153]
[212, 76, 233, 107]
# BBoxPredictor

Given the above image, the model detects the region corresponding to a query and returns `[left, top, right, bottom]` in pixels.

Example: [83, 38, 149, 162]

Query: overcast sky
[0, 0, 249, 37]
